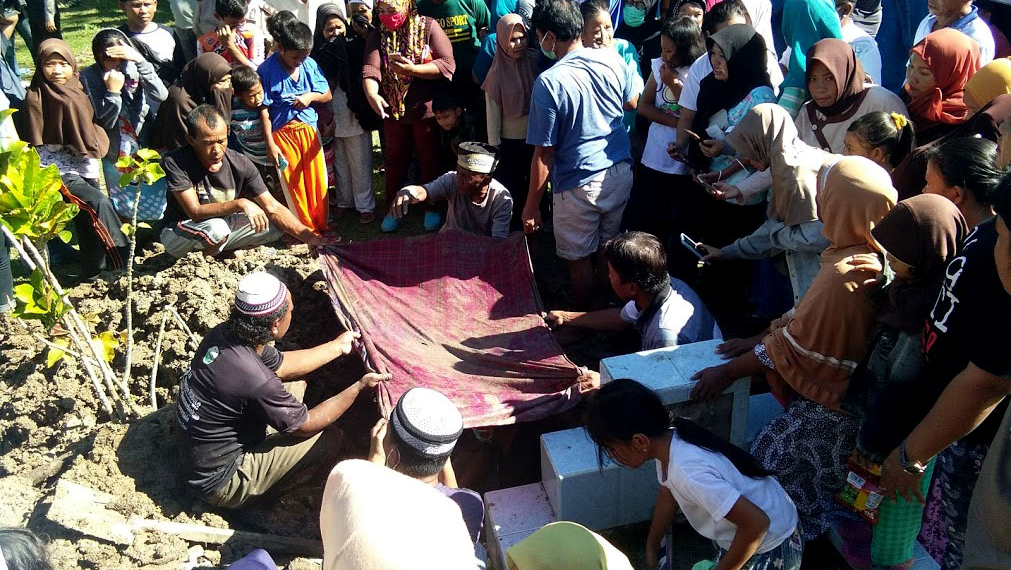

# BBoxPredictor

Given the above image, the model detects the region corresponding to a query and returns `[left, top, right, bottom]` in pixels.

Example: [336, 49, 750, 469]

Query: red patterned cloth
[318, 231, 582, 427]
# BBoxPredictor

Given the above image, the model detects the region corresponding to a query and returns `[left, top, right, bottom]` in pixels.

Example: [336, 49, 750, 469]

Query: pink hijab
[482, 14, 537, 118]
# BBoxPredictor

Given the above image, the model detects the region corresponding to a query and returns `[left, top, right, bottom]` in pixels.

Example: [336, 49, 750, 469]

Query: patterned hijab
[763, 156, 897, 409]
[25, 39, 109, 159]
[904, 28, 981, 131]
[378, 0, 427, 120]
[482, 15, 537, 118]
[727, 103, 833, 226]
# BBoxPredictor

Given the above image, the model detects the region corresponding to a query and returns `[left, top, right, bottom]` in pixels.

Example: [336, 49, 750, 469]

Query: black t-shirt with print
[920, 218, 1011, 444]
[163, 146, 268, 226]
[175, 324, 308, 495]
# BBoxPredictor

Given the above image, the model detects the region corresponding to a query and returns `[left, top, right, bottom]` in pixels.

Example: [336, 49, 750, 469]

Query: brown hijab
[482, 14, 537, 118]
[804, 39, 868, 149]
[871, 194, 967, 334]
[764, 156, 898, 410]
[727, 103, 833, 226]
[152, 53, 233, 150]
[25, 39, 109, 159]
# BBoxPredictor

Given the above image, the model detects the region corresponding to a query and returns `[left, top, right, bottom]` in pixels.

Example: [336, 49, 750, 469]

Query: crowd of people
[2, 0, 1011, 568]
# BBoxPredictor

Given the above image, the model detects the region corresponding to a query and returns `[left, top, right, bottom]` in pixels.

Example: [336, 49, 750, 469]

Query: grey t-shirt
[425, 172, 513, 238]
[619, 277, 722, 350]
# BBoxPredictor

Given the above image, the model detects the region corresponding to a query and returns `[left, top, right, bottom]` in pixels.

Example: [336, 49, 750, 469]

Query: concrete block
[599, 339, 750, 446]
[540, 427, 660, 530]
[484, 483, 556, 570]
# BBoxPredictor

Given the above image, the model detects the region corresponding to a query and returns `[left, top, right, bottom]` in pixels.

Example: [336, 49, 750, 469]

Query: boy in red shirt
[197, 0, 265, 68]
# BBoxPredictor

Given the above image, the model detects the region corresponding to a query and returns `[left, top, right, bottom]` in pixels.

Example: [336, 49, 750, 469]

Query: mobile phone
[684, 129, 703, 141]
[277, 155, 289, 171]
[694, 172, 719, 193]
[680, 233, 706, 260]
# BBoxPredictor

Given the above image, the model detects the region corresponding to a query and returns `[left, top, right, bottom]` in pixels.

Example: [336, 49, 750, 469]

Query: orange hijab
[904, 28, 981, 131]
[763, 156, 897, 410]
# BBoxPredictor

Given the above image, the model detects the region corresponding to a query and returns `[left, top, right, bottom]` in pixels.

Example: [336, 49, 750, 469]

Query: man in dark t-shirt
[176, 271, 389, 508]
[160, 105, 323, 259]
[879, 174, 1011, 565]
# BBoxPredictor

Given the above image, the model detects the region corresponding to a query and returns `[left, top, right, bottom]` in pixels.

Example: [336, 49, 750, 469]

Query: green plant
[0, 141, 78, 247]
[0, 142, 135, 420]
[115, 149, 165, 392]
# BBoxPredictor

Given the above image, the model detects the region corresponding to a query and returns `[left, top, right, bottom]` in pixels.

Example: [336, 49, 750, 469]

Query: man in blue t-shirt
[522, 0, 639, 309]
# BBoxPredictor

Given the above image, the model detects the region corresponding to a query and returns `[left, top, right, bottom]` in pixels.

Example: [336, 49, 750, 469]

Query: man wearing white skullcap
[389, 142, 514, 238]
[366, 388, 485, 545]
[175, 271, 390, 509]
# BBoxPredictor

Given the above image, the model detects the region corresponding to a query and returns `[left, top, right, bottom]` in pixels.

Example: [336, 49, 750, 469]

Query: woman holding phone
[362, 0, 456, 232]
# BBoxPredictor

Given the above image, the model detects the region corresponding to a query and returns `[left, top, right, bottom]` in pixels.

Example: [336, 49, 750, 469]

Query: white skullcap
[390, 388, 464, 458]
[234, 272, 288, 316]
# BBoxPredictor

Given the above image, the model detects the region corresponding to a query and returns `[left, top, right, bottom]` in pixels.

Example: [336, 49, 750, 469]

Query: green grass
[13, 0, 176, 73]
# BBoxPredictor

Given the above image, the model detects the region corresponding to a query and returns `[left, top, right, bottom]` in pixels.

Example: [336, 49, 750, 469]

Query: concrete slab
[484, 483, 556, 570]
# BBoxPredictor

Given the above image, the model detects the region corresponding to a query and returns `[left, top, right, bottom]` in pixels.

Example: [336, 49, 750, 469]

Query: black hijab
[691, 24, 771, 135]
[312, 4, 351, 94]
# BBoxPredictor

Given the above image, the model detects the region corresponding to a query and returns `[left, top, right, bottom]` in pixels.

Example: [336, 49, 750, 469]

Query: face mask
[622, 5, 647, 27]
[379, 10, 406, 30]
[539, 34, 557, 60]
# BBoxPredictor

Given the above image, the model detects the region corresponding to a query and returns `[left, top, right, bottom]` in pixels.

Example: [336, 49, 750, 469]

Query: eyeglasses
[625, 0, 648, 9]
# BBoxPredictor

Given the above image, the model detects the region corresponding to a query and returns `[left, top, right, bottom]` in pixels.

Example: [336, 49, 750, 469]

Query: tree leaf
[121, 223, 134, 236]
[136, 148, 160, 161]
[93, 331, 120, 362]
[58, 230, 72, 243]
[45, 338, 70, 368]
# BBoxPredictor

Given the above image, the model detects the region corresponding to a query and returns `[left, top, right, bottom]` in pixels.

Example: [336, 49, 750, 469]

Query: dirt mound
[0, 242, 370, 569]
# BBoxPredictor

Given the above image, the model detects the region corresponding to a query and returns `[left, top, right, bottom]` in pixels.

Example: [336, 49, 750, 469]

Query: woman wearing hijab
[320, 459, 478, 570]
[82, 28, 169, 222]
[795, 38, 906, 154]
[698, 104, 835, 307]
[506, 522, 634, 570]
[778, 0, 842, 117]
[363, 0, 455, 233]
[151, 52, 233, 151]
[964, 57, 1011, 114]
[838, 194, 967, 570]
[25, 39, 129, 279]
[615, 0, 660, 51]
[313, 4, 378, 224]
[483, 13, 537, 229]
[691, 24, 775, 180]
[692, 155, 898, 539]
[902, 28, 981, 145]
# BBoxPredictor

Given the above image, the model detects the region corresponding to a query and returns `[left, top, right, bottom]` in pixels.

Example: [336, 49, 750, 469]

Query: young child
[265, 9, 296, 55]
[585, 379, 803, 570]
[229, 64, 280, 201]
[258, 20, 332, 235]
[82, 28, 169, 221]
[312, 5, 377, 224]
[197, 0, 265, 69]
[26, 40, 129, 278]
[118, 0, 186, 88]
[432, 89, 484, 163]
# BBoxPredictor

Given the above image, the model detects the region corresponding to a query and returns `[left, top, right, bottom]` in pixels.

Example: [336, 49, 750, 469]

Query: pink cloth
[318, 231, 582, 427]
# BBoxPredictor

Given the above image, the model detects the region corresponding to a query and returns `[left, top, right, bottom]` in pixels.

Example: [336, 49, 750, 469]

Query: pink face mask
[379, 10, 407, 30]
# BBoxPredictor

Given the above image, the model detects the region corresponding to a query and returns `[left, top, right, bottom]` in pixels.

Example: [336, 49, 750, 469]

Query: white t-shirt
[656, 430, 798, 553]
[679, 49, 784, 112]
[642, 57, 690, 175]
[842, 21, 882, 85]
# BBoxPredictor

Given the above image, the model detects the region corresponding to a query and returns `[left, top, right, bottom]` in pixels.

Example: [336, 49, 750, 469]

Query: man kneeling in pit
[175, 271, 388, 508]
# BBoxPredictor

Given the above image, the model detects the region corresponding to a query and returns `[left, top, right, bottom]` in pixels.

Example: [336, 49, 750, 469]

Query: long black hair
[0, 528, 53, 570]
[662, 16, 705, 68]
[847, 111, 916, 168]
[584, 379, 774, 479]
[926, 137, 1002, 208]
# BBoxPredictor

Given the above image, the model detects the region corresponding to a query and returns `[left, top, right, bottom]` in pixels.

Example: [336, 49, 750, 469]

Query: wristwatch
[898, 440, 927, 475]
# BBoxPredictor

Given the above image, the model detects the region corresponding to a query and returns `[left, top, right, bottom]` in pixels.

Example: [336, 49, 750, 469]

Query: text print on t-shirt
[924, 225, 982, 351]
